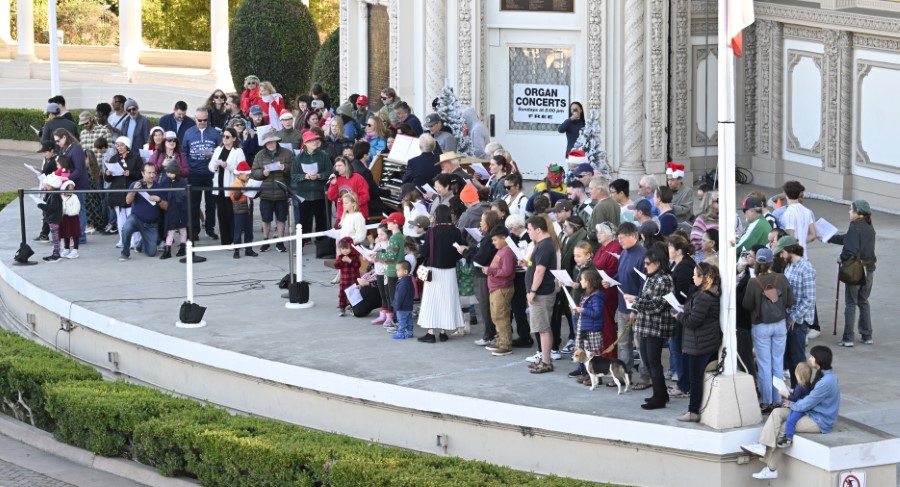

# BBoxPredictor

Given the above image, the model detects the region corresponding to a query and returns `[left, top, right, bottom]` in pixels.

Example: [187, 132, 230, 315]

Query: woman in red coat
[240, 75, 262, 116]
[326, 156, 370, 223]
[592, 222, 622, 359]
[258, 81, 286, 130]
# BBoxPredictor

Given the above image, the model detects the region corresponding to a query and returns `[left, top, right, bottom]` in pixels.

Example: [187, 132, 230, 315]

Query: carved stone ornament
[784, 50, 825, 158]
[854, 60, 900, 174]
[648, 0, 668, 161]
[692, 46, 718, 147]
[458, 0, 474, 107]
[622, 0, 645, 168]
[756, 2, 900, 33]
[671, 0, 690, 158]
[743, 25, 757, 153]
[588, 0, 604, 115]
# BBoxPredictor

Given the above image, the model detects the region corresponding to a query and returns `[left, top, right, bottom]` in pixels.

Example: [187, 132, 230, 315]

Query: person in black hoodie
[463, 210, 502, 346]
[350, 141, 387, 217]
[666, 234, 697, 398]
[674, 261, 723, 422]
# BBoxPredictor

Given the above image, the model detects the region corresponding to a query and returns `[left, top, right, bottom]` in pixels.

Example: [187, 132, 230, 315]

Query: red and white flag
[726, 0, 755, 57]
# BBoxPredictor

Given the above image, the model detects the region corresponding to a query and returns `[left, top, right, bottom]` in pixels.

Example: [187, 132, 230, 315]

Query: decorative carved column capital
[425, 0, 447, 103]
[823, 28, 853, 173]
[588, 0, 604, 115]
[670, 0, 690, 159]
[621, 0, 645, 178]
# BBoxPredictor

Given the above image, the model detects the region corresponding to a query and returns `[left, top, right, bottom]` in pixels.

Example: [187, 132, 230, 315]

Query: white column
[119, 0, 142, 69]
[618, 0, 645, 184]
[0, 0, 13, 45]
[210, 0, 234, 91]
[16, 0, 35, 61]
[425, 0, 446, 105]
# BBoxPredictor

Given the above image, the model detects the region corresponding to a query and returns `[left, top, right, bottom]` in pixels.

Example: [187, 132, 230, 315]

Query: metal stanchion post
[13, 189, 37, 265]
[286, 224, 313, 309]
[180, 184, 206, 264]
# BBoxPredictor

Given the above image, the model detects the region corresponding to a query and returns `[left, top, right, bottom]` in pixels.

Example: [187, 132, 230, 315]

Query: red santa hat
[666, 162, 685, 179]
[278, 109, 294, 121]
[566, 150, 588, 165]
[234, 161, 251, 174]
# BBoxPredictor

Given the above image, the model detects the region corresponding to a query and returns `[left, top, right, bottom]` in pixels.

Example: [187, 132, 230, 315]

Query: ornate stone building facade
[740, 0, 900, 211]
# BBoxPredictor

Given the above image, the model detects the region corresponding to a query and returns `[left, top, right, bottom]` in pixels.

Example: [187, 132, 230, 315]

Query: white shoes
[60, 249, 71, 258]
[807, 329, 821, 339]
[525, 351, 542, 363]
[551, 350, 562, 360]
[65, 249, 79, 259]
[752, 466, 778, 479]
[741, 443, 766, 458]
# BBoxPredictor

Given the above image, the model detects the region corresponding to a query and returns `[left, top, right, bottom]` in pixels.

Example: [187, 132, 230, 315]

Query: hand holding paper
[599, 270, 621, 286]
[550, 270, 575, 287]
[663, 293, 684, 313]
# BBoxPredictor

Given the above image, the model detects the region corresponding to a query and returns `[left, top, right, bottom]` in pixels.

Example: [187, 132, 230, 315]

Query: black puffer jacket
[682, 285, 723, 356]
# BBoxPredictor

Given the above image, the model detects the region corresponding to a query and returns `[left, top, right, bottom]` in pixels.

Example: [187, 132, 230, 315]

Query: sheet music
[561, 286, 577, 308]
[243, 178, 262, 199]
[470, 163, 490, 180]
[419, 183, 437, 194]
[264, 162, 284, 172]
[617, 287, 634, 309]
[599, 270, 621, 286]
[138, 190, 157, 206]
[105, 162, 124, 176]
[344, 284, 363, 307]
[634, 268, 647, 281]
[551, 270, 575, 287]
[814, 218, 838, 243]
[324, 228, 342, 240]
[506, 236, 524, 260]
[663, 293, 684, 313]
[353, 244, 375, 260]
[772, 376, 789, 396]
[465, 227, 484, 241]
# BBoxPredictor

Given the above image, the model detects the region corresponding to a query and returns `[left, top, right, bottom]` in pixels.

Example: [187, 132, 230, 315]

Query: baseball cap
[38, 141, 57, 152]
[249, 105, 263, 115]
[774, 235, 799, 254]
[411, 215, 430, 229]
[755, 247, 774, 264]
[424, 113, 442, 128]
[742, 196, 763, 213]
[628, 199, 653, 215]
[78, 111, 93, 125]
[45, 103, 60, 115]
[574, 163, 594, 176]
[356, 95, 369, 105]
[552, 199, 573, 213]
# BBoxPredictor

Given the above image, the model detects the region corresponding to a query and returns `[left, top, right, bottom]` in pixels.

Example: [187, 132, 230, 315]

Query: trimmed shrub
[229, 0, 321, 105]
[0, 192, 18, 211]
[133, 407, 229, 477]
[311, 28, 340, 104]
[44, 380, 204, 457]
[0, 109, 52, 141]
[0, 331, 101, 429]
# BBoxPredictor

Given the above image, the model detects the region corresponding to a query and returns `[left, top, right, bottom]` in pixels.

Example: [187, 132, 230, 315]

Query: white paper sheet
[772, 376, 789, 396]
[264, 162, 284, 172]
[599, 270, 621, 286]
[465, 227, 484, 241]
[413, 201, 429, 217]
[353, 244, 375, 260]
[473, 262, 485, 268]
[470, 163, 490, 180]
[243, 178, 263, 199]
[506, 236, 524, 260]
[583, 205, 594, 216]
[551, 270, 575, 287]
[279, 143, 292, 152]
[608, 252, 620, 260]
[663, 293, 684, 313]
[29, 194, 44, 204]
[139, 149, 153, 161]
[301, 163, 319, 175]
[617, 287, 635, 309]
[815, 217, 838, 243]
[29, 124, 40, 135]
[324, 228, 342, 240]
[634, 268, 647, 281]
[344, 284, 364, 307]
[138, 190, 157, 206]
[255, 125, 273, 145]
[419, 183, 437, 195]
[24, 163, 41, 176]
[561, 286, 577, 309]
[105, 162, 124, 176]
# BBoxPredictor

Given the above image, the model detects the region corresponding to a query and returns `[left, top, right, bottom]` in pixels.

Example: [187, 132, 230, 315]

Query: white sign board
[512, 84, 570, 124]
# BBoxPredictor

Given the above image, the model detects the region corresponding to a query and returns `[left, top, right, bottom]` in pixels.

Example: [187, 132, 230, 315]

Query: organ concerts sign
[512, 84, 570, 124]
[501, 0, 574, 12]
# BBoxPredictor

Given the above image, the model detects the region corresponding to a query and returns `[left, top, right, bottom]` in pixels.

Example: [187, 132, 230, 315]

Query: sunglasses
[127, 108, 137, 113]
[165, 138, 177, 142]
[222, 135, 232, 140]
[381, 96, 389, 100]
[247, 82, 258, 86]
[504, 185, 514, 190]
[53, 138, 62, 143]
[196, 118, 208, 122]
[214, 95, 225, 100]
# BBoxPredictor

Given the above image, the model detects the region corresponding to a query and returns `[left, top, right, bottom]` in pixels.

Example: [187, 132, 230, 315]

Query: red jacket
[326, 173, 370, 220]
[593, 239, 622, 358]
[240, 88, 262, 116]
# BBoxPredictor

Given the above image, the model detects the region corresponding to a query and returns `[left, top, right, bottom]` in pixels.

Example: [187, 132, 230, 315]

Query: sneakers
[838, 340, 854, 347]
[807, 329, 821, 339]
[259, 243, 271, 252]
[484, 344, 501, 351]
[567, 368, 583, 378]
[276, 242, 287, 253]
[34, 234, 49, 242]
[561, 339, 576, 354]
[245, 248, 259, 257]
[392, 331, 413, 339]
[776, 435, 793, 448]
[751, 467, 778, 480]
[42, 254, 62, 263]
[385, 326, 398, 333]
[491, 349, 513, 356]
[664, 370, 673, 381]
[470, 316, 478, 325]
[417, 333, 436, 343]
[233, 249, 241, 259]
[474, 338, 495, 346]
[550, 350, 562, 360]
[525, 351, 542, 364]
[206, 231, 219, 240]
[119, 254, 130, 261]
[862, 338, 874, 345]
[60, 249, 71, 258]
[741, 443, 766, 458]
[65, 249, 79, 259]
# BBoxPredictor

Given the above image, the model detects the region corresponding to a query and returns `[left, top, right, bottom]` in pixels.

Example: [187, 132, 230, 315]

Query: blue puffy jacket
[577, 291, 606, 333]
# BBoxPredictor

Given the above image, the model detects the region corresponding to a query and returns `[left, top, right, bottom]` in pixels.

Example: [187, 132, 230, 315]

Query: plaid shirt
[632, 272, 675, 339]
[79, 125, 112, 159]
[785, 257, 816, 325]
[335, 253, 362, 308]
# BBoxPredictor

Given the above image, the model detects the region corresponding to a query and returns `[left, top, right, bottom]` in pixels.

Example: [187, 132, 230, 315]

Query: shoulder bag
[416, 228, 434, 282]
[838, 221, 865, 285]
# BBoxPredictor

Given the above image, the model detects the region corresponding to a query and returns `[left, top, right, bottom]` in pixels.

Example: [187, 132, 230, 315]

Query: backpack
[755, 275, 786, 323]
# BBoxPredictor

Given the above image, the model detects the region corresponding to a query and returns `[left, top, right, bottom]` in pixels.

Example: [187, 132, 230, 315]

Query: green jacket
[291, 149, 332, 201]
[378, 232, 405, 278]
[561, 227, 588, 273]
[736, 216, 772, 257]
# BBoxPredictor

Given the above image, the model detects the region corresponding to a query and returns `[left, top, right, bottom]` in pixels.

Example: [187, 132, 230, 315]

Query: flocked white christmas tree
[572, 110, 609, 178]
[436, 79, 472, 155]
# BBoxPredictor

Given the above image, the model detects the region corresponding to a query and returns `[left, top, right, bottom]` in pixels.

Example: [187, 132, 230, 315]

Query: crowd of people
[33, 88, 869, 478]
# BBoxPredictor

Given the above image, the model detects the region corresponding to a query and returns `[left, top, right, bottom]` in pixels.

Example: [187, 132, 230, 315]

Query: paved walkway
[0, 150, 42, 194]
[0, 433, 147, 487]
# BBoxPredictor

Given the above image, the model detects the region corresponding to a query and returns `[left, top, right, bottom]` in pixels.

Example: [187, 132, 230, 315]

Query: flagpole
[717, 0, 738, 377]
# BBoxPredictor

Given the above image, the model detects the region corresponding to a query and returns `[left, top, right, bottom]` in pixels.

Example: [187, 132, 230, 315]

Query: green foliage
[141, 0, 243, 51]
[0, 331, 101, 429]
[229, 0, 320, 104]
[44, 380, 203, 457]
[11, 0, 118, 45]
[0, 109, 53, 141]
[0, 192, 17, 211]
[308, 0, 340, 41]
[311, 29, 340, 103]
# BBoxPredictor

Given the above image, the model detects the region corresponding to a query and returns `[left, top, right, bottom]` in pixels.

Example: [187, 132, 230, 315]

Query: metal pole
[186, 241, 194, 303]
[48, 0, 60, 96]
[833, 265, 841, 336]
[296, 224, 303, 283]
[288, 202, 295, 285]
[18, 189, 26, 244]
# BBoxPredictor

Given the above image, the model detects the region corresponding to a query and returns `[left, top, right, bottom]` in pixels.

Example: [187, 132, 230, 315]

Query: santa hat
[278, 109, 293, 121]
[44, 174, 63, 189]
[666, 162, 685, 179]
[566, 150, 588, 165]
[234, 160, 251, 174]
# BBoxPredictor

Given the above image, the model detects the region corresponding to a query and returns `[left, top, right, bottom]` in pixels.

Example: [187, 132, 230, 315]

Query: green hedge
[0, 331, 101, 429]
[311, 28, 340, 105]
[0, 109, 51, 141]
[44, 380, 206, 457]
[1, 330, 610, 486]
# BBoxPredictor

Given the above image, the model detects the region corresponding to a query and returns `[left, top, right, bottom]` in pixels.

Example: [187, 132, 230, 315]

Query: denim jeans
[843, 271, 875, 342]
[686, 352, 714, 414]
[751, 320, 787, 405]
[615, 311, 636, 375]
[787, 321, 809, 388]
[120, 215, 160, 258]
[395, 310, 413, 335]
[76, 192, 86, 243]
[189, 177, 216, 236]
